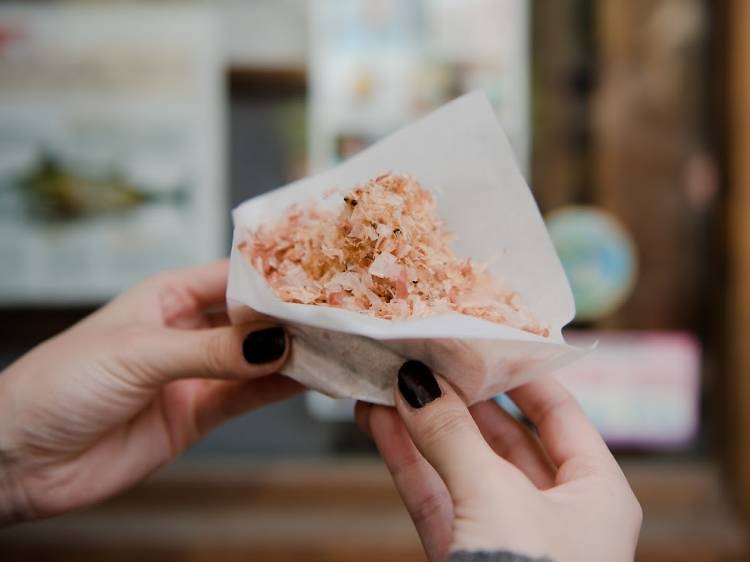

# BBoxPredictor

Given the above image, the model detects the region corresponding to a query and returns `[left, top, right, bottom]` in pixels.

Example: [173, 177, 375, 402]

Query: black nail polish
[242, 327, 286, 364]
[398, 360, 442, 408]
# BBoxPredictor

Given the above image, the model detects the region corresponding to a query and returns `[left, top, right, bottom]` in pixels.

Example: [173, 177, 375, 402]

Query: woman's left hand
[0, 260, 301, 524]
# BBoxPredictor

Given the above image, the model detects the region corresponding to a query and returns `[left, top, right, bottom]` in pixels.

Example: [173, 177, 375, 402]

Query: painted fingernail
[398, 360, 442, 409]
[242, 327, 286, 364]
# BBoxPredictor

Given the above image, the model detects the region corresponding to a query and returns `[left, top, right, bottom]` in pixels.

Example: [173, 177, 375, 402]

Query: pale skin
[0, 261, 641, 562]
[355, 375, 643, 562]
[0, 260, 302, 523]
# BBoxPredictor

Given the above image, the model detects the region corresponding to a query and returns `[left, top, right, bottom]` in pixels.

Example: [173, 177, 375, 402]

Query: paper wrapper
[227, 92, 583, 405]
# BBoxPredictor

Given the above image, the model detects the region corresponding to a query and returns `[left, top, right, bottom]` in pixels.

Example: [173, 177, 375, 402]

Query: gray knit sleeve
[445, 551, 554, 562]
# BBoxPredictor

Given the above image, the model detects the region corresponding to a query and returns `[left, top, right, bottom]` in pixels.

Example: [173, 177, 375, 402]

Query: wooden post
[594, 0, 708, 331]
[726, 0, 750, 521]
[531, 0, 585, 212]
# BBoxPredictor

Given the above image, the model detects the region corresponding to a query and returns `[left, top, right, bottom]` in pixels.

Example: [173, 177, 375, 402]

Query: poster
[309, 0, 530, 174]
[0, 4, 225, 303]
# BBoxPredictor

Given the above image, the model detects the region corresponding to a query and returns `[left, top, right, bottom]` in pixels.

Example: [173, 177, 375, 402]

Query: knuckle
[130, 271, 171, 297]
[202, 331, 233, 376]
[418, 408, 472, 450]
[534, 393, 577, 428]
[629, 493, 644, 527]
[117, 324, 156, 350]
[97, 324, 163, 386]
[148, 270, 176, 287]
[486, 425, 525, 460]
[596, 479, 643, 531]
[388, 447, 424, 482]
[557, 452, 610, 482]
[409, 489, 449, 527]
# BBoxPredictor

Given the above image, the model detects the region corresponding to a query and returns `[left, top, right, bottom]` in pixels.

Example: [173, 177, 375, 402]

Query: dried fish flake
[240, 173, 549, 337]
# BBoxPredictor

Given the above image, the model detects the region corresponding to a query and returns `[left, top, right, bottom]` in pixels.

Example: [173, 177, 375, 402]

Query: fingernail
[242, 327, 286, 364]
[398, 360, 442, 409]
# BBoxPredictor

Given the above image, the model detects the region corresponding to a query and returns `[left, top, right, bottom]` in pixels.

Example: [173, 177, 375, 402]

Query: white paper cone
[227, 92, 583, 405]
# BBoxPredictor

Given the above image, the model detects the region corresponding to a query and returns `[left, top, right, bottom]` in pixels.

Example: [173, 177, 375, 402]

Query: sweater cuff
[445, 551, 554, 562]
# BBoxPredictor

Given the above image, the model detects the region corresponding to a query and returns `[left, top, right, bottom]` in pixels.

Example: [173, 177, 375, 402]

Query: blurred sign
[546, 206, 637, 321]
[309, 0, 530, 174]
[501, 331, 701, 449]
[0, 4, 225, 303]
[312, 331, 701, 450]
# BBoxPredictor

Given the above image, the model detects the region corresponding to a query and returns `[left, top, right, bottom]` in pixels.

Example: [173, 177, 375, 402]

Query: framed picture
[0, 4, 226, 303]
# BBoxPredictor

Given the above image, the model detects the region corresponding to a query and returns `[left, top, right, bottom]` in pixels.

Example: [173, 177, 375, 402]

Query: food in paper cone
[238, 173, 548, 337]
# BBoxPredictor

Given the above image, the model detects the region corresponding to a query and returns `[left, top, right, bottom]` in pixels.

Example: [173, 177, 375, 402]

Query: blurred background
[0, 0, 746, 560]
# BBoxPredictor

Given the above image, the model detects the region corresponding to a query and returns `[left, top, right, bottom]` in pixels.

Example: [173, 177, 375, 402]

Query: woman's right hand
[356, 362, 642, 562]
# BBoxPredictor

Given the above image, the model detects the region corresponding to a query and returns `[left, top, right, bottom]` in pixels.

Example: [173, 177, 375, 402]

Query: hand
[0, 260, 301, 524]
[356, 362, 642, 562]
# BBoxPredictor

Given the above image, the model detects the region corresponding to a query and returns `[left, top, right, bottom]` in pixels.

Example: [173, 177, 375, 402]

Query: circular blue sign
[546, 206, 637, 321]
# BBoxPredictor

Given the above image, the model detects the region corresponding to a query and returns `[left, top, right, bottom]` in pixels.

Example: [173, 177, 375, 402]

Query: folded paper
[227, 92, 583, 405]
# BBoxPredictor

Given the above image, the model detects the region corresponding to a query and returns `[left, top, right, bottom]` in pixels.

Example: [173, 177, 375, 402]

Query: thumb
[394, 360, 512, 501]
[126, 324, 289, 385]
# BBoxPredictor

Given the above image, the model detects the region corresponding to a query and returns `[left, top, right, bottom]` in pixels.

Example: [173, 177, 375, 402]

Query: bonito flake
[239, 173, 548, 337]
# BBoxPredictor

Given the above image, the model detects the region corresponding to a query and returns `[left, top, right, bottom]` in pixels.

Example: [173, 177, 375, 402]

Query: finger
[126, 324, 290, 386]
[368, 405, 453, 562]
[394, 360, 521, 500]
[193, 374, 304, 436]
[354, 401, 373, 438]
[204, 303, 269, 329]
[204, 307, 232, 328]
[105, 375, 303, 488]
[470, 400, 555, 489]
[165, 259, 230, 308]
[508, 376, 619, 481]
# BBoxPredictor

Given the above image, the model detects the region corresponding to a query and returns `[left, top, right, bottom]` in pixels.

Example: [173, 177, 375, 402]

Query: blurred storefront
[1, 1, 748, 561]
